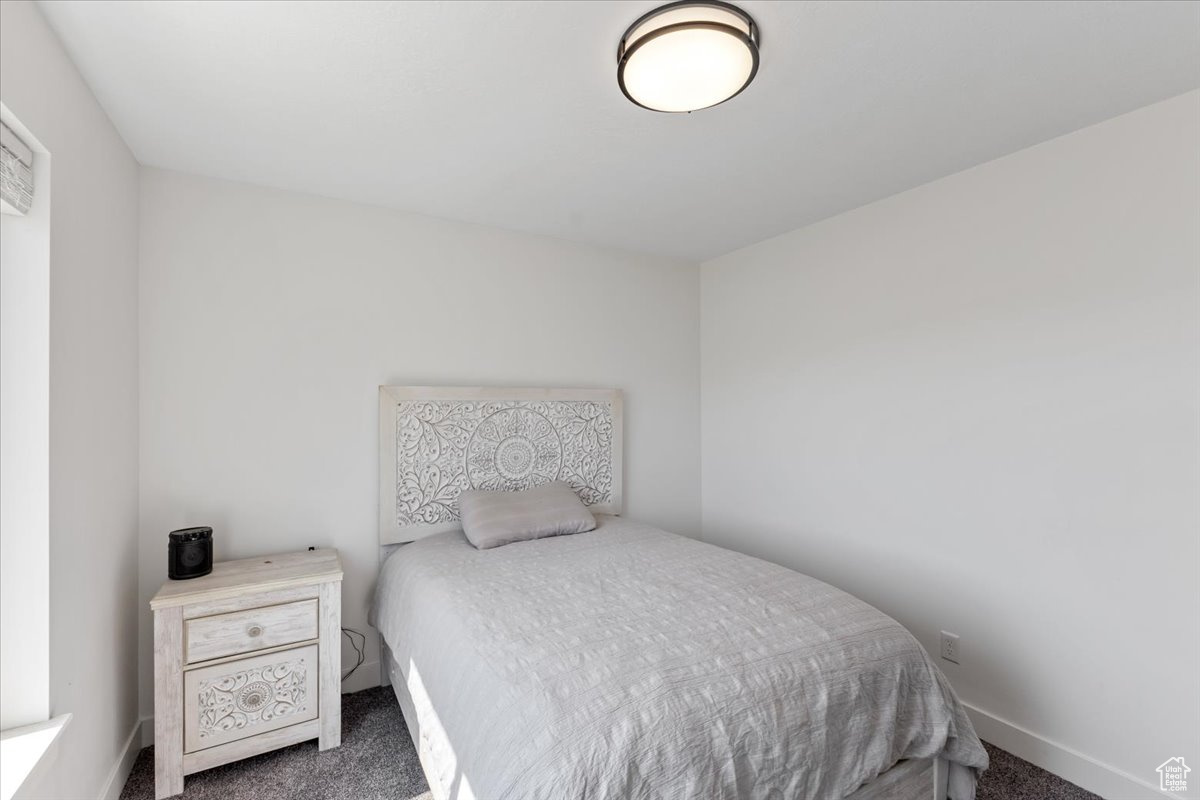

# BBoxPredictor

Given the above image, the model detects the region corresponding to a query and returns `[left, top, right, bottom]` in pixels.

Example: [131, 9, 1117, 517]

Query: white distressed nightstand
[150, 549, 343, 799]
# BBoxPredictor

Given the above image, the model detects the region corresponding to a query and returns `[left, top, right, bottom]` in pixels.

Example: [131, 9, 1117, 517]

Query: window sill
[0, 714, 71, 800]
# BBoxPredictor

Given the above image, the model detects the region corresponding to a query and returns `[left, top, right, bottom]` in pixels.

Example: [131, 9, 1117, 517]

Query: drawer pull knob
[247, 625, 263, 638]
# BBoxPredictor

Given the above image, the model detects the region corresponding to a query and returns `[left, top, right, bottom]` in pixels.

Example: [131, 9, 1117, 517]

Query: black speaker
[168, 527, 213, 580]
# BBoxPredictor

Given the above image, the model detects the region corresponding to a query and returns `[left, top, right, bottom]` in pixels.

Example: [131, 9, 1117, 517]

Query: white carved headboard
[378, 386, 623, 545]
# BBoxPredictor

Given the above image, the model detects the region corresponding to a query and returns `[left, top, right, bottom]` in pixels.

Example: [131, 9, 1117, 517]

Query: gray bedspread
[371, 516, 987, 800]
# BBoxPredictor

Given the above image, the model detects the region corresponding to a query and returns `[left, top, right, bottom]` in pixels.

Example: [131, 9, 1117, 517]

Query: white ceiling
[37, 0, 1200, 261]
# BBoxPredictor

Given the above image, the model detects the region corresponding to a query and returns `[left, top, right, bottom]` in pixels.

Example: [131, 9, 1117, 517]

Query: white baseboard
[964, 702, 1175, 800]
[99, 717, 142, 800]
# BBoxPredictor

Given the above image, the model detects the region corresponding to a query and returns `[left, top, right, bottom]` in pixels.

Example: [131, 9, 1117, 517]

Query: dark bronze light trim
[617, 0, 761, 113]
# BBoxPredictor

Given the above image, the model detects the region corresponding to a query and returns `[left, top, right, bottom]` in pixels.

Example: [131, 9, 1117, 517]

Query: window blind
[0, 122, 34, 215]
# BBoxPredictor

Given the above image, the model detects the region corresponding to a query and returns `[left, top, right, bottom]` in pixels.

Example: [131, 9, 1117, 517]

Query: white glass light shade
[618, 1, 759, 113]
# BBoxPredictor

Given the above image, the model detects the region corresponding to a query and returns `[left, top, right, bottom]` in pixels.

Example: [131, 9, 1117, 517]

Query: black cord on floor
[341, 627, 367, 682]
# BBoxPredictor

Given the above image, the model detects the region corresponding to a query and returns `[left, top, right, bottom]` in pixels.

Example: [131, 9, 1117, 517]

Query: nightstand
[149, 549, 343, 799]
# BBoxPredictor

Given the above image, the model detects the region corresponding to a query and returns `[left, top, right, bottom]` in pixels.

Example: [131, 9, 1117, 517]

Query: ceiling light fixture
[617, 0, 760, 113]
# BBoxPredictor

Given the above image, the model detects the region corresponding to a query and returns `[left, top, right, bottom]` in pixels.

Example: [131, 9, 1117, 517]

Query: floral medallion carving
[235, 680, 274, 712]
[196, 657, 308, 741]
[466, 408, 563, 489]
[394, 399, 615, 528]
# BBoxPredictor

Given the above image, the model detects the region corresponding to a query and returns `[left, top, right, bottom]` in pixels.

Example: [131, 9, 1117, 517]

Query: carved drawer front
[185, 599, 317, 663]
[184, 644, 318, 753]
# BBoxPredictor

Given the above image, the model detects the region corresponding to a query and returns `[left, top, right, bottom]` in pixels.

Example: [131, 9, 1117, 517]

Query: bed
[372, 387, 988, 800]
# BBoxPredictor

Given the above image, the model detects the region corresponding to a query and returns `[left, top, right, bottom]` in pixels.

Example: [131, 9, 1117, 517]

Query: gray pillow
[457, 481, 597, 550]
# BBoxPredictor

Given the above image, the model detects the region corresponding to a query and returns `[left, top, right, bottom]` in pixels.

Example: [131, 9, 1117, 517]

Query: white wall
[0, 1, 141, 797]
[137, 168, 701, 715]
[701, 91, 1200, 799]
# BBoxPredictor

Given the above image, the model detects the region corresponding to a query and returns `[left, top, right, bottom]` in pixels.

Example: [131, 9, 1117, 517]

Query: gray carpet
[976, 742, 1099, 800]
[120, 687, 1100, 800]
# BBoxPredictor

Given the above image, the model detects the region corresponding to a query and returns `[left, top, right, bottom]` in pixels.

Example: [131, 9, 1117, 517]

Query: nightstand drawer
[185, 599, 317, 663]
[184, 644, 318, 753]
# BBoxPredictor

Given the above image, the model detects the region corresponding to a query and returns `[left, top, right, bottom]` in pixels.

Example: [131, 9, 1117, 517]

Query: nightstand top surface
[150, 548, 342, 609]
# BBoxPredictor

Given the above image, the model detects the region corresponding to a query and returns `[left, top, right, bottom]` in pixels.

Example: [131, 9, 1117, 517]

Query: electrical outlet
[940, 631, 960, 664]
